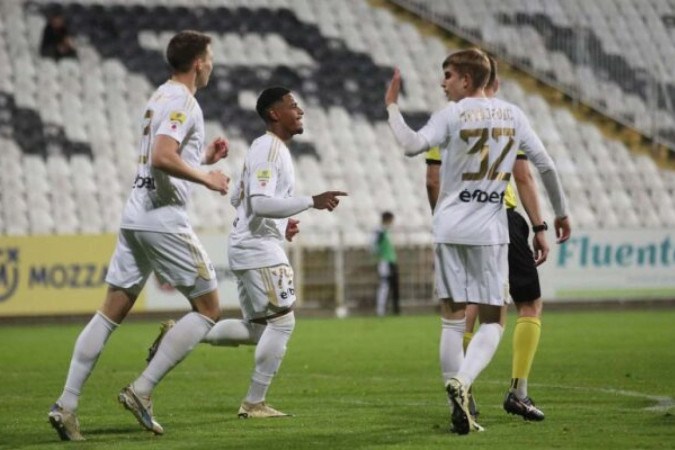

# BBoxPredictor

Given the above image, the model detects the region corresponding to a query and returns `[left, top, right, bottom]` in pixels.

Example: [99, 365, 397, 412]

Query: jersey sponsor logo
[279, 287, 295, 300]
[256, 168, 272, 187]
[133, 175, 156, 189]
[169, 111, 187, 130]
[459, 188, 505, 204]
[0, 248, 20, 302]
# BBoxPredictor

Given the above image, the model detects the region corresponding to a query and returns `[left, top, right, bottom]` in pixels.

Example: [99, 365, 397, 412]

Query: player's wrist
[532, 222, 548, 233]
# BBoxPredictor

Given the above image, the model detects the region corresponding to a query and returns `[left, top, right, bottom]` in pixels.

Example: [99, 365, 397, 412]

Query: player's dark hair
[166, 30, 211, 74]
[256, 86, 291, 122]
[442, 48, 491, 90]
[382, 211, 394, 223]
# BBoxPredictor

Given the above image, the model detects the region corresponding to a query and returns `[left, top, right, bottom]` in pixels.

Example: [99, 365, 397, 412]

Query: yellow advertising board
[0, 234, 145, 316]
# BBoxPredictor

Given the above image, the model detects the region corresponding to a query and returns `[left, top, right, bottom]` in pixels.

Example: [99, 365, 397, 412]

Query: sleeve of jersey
[517, 111, 569, 218]
[156, 99, 195, 144]
[425, 147, 442, 165]
[387, 104, 434, 156]
[250, 196, 314, 219]
[247, 159, 313, 218]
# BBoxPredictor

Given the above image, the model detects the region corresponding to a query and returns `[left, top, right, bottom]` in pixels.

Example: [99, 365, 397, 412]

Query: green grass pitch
[1, 310, 674, 449]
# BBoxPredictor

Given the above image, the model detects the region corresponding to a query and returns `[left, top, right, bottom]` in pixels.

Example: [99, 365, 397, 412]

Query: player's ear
[462, 73, 471, 90]
[268, 108, 280, 122]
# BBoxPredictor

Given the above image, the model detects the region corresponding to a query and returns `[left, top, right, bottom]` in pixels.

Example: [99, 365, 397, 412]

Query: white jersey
[419, 97, 556, 245]
[228, 132, 296, 270]
[120, 80, 205, 233]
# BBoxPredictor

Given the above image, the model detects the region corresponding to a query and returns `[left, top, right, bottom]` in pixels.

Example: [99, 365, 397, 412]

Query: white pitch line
[476, 380, 674, 413]
[531, 383, 675, 413]
[290, 374, 675, 413]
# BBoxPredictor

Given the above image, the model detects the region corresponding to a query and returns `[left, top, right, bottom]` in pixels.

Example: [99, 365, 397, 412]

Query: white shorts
[105, 229, 217, 299]
[234, 264, 295, 321]
[434, 243, 509, 305]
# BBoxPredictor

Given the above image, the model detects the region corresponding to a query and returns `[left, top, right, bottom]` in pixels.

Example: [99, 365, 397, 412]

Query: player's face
[195, 45, 214, 88]
[441, 65, 466, 102]
[274, 94, 304, 135]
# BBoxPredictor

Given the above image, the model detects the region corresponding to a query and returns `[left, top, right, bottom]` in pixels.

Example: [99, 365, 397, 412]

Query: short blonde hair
[442, 48, 491, 90]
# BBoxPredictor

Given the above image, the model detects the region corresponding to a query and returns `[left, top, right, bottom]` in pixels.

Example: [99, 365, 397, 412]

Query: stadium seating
[1, 0, 674, 243]
[395, 0, 675, 147]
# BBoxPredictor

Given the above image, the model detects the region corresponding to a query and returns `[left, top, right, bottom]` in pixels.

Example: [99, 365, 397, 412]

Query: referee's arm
[426, 161, 440, 212]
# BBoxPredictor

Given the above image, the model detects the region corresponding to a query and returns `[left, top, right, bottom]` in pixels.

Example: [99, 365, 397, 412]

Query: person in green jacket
[373, 211, 399, 316]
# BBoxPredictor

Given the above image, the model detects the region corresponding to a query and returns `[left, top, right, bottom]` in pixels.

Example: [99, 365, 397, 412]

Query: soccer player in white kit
[196, 87, 347, 418]
[385, 49, 569, 434]
[48, 31, 230, 441]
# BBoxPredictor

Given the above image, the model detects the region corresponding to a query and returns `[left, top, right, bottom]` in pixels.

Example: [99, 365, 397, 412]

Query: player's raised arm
[385, 69, 432, 156]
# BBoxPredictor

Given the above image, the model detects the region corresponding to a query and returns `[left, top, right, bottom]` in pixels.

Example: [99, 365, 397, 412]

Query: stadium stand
[1, 0, 675, 246]
[393, 0, 675, 149]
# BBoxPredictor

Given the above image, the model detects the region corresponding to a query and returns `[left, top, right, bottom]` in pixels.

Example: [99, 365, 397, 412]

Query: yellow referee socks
[510, 317, 541, 397]
[463, 332, 473, 353]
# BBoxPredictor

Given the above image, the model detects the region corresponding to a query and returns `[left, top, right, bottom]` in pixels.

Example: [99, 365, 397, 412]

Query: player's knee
[199, 308, 220, 322]
[516, 299, 542, 318]
[268, 311, 295, 335]
[191, 296, 221, 321]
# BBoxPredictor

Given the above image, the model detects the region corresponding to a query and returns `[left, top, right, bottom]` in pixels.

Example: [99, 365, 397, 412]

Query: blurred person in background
[373, 211, 400, 316]
[40, 9, 77, 60]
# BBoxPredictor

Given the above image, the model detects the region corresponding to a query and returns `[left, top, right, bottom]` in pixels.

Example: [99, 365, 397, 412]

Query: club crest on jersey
[169, 111, 187, 130]
[256, 168, 272, 187]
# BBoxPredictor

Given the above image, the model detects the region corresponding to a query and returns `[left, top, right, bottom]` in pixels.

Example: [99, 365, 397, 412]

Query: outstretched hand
[312, 191, 348, 211]
[385, 68, 401, 106]
[204, 137, 229, 165]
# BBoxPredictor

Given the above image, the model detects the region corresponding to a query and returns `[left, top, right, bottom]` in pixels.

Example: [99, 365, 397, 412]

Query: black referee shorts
[507, 208, 541, 303]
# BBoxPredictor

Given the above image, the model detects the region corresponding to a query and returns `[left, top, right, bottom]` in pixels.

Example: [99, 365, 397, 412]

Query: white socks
[456, 322, 504, 387]
[376, 280, 390, 316]
[513, 378, 529, 399]
[203, 319, 265, 347]
[132, 312, 215, 397]
[245, 313, 295, 404]
[58, 312, 118, 412]
[440, 317, 465, 382]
